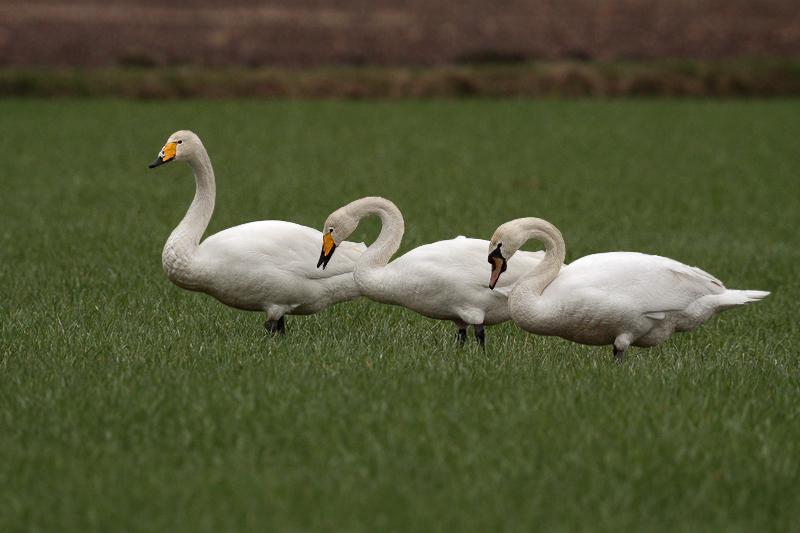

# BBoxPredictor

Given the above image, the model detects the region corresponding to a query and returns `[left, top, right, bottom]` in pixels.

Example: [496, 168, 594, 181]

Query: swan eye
[177, 140, 183, 144]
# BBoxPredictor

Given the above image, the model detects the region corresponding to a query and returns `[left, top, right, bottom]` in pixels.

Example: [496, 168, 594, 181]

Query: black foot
[456, 328, 467, 346]
[613, 347, 624, 362]
[265, 317, 286, 336]
[475, 325, 485, 351]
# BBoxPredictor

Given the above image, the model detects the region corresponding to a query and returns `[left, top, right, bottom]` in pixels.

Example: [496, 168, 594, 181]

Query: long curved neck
[509, 218, 566, 301]
[162, 148, 216, 287]
[349, 197, 404, 282]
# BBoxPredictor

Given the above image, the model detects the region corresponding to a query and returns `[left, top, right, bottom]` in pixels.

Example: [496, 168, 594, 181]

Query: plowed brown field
[1, 0, 798, 67]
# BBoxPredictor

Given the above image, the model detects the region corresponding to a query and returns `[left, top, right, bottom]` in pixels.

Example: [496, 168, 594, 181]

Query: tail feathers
[716, 289, 770, 309]
[741, 290, 770, 302]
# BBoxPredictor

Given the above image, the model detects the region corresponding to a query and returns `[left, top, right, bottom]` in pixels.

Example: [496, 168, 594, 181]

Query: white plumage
[320, 197, 551, 346]
[150, 130, 364, 333]
[489, 217, 769, 359]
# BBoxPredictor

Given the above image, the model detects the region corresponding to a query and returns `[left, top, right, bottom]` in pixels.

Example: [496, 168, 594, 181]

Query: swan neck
[351, 197, 404, 274]
[162, 148, 216, 284]
[513, 219, 566, 297]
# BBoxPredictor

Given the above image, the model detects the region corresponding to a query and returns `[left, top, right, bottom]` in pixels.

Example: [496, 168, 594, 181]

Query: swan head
[148, 130, 203, 168]
[317, 207, 359, 269]
[487, 221, 525, 289]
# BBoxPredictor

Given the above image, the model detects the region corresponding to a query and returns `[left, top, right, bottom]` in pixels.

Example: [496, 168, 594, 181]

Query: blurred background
[2, 0, 799, 98]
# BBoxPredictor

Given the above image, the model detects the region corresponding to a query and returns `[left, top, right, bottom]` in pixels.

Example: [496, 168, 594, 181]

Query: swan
[316, 196, 551, 347]
[487, 217, 770, 360]
[148, 130, 365, 334]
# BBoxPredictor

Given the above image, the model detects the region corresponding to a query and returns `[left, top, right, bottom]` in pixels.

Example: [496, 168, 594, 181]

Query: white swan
[488, 217, 770, 360]
[317, 197, 551, 347]
[148, 130, 365, 334]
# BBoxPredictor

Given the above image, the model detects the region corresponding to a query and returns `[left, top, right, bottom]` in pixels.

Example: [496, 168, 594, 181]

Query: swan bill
[488, 245, 507, 290]
[149, 142, 177, 168]
[317, 233, 337, 269]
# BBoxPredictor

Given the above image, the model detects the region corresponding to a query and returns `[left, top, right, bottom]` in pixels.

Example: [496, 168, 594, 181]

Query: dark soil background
[2, 0, 799, 68]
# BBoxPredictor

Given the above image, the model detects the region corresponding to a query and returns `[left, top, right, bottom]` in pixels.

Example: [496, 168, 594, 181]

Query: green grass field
[1, 99, 799, 532]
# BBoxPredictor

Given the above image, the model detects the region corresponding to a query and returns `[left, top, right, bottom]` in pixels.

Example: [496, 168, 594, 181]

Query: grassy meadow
[1, 99, 799, 532]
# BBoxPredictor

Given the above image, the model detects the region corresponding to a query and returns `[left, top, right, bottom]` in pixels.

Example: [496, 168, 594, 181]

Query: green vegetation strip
[3, 60, 800, 98]
[1, 100, 799, 531]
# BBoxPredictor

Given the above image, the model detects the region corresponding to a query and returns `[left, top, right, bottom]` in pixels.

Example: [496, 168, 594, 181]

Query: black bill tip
[488, 244, 507, 290]
[317, 244, 336, 269]
[148, 156, 171, 169]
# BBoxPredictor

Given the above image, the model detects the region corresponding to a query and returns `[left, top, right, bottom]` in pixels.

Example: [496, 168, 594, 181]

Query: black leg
[613, 346, 625, 362]
[475, 325, 485, 350]
[264, 319, 280, 335]
[277, 315, 286, 335]
[612, 334, 632, 363]
[456, 328, 467, 346]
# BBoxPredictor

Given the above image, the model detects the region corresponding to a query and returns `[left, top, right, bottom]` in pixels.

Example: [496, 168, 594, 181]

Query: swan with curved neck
[317, 197, 553, 347]
[488, 217, 770, 360]
[148, 130, 365, 334]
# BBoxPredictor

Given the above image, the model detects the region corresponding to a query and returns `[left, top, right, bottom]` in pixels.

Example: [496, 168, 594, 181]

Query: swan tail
[713, 289, 770, 310]
[678, 289, 769, 329]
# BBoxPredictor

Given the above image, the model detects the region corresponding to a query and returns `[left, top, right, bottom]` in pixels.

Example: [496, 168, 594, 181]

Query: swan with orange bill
[317, 196, 554, 348]
[148, 130, 365, 334]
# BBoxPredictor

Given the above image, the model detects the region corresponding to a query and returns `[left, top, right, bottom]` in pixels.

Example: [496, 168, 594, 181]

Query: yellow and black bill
[149, 142, 177, 168]
[488, 244, 507, 290]
[317, 232, 337, 269]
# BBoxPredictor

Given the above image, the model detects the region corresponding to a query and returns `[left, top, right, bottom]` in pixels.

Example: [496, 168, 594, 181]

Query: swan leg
[264, 317, 286, 336]
[474, 325, 486, 350]
[453, 320, 468, 346]
[612, 333, 633, 362]
[612, 346, 625, 361]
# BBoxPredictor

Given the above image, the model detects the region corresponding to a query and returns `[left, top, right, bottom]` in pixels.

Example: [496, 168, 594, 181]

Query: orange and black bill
[317, 233, 336, 269]
[488, 245, 507, 290]
[149, 142, 177, 168]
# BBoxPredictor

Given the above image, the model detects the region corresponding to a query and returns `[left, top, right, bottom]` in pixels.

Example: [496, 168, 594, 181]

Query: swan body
[357, 235, 545, 325]
[489, 218, 770, 359]
[319, 197, 550, 346]
[169, 220, 365, 315]
[150, 130, 365, 332]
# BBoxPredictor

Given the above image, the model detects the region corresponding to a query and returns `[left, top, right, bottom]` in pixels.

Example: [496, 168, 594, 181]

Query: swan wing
[387, 237, 546, 290]
[198, 220, 363, 279]
[552, 252, 726, 314]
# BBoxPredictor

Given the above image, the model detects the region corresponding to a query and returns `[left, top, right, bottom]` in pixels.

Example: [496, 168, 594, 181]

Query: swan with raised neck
[148, 130, 365, 334]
